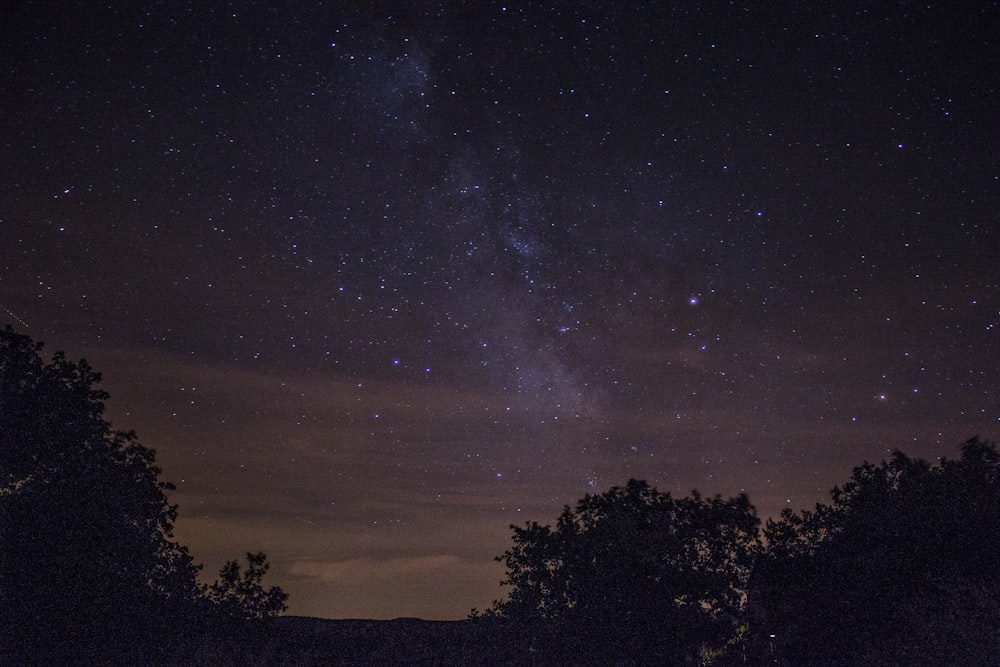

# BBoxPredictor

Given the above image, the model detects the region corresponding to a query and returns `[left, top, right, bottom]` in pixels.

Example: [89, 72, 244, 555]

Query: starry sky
[2, 2, 998, 620]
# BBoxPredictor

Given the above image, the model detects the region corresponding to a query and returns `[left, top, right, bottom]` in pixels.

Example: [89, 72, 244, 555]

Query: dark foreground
[176, 616, 497, 666]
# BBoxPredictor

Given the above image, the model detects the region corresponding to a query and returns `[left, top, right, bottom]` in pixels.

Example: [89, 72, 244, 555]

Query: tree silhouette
[751, 438, 1000, 664]
[208, 551, 289, 622]
[0, 327, 205, 661]
[0, 327, 287, 663]
[489, 479, 760, 665]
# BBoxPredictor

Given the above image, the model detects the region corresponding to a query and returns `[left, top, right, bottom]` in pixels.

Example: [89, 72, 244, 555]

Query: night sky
[2, 2, 998, 620]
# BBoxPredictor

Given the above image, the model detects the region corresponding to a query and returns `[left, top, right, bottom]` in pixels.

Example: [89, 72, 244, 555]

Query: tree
[0, 327, 287, 662]
[751, 438, 1000, 664]
[489, 479, 761, 665]
[207, 551, 289, 622]
[0, 327, 205, 661]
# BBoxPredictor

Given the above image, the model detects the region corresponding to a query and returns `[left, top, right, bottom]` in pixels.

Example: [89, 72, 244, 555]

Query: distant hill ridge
[187, 615, 494, 666]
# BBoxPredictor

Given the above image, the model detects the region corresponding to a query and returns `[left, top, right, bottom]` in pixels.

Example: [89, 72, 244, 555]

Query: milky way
[2, 2, 998, 618]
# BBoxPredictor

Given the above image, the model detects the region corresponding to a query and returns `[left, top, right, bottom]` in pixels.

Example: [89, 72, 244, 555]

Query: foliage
[0, 327, 206, 661]
[490, 479, 761, 665]
[207, 551, 289, 622]
[751, 438, 1000, 664]
[0, 327, 287, 663]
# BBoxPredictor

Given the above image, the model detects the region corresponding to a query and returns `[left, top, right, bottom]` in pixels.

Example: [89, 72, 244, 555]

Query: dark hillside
[179, 616, 504, 666]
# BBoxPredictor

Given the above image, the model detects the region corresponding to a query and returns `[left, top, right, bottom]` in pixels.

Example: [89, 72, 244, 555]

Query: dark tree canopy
[208, 551, 289, 622]
[0, 327, 205, 661]
[489, 479, 761, 665]
[0, 327, 286, 663]
[752, 438, 1000, 665]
